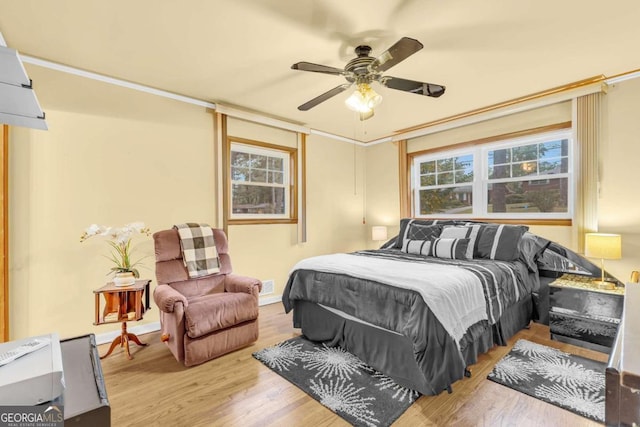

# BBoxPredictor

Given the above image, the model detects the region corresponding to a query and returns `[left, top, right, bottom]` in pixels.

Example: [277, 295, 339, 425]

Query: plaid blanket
[173, 223, 220, 278]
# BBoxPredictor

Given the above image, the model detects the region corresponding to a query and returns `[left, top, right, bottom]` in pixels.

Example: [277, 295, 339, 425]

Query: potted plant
[80, 222, 151, 286]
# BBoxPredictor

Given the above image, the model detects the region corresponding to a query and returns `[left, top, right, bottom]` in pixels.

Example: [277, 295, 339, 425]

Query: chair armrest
[154, 285, 188, 313]
[224, 274, 262, 296]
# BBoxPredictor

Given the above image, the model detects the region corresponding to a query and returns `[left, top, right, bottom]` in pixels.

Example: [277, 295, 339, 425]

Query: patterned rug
[253, 336, 420, 427]
[487, 339, 606, 423]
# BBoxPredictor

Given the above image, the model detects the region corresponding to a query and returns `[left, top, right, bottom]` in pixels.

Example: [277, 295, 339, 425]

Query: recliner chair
[153, 227, 261, 366]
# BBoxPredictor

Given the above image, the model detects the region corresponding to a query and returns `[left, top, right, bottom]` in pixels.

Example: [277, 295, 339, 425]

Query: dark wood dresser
[549, 274, 624, 353]
[606, 283, 640, 426]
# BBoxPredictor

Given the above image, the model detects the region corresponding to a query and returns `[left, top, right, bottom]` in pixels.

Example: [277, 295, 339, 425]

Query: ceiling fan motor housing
[345, 45, 378, 83]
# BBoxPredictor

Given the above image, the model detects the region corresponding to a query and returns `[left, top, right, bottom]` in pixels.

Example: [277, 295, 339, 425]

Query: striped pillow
[439, 225, 482, 260]
[431, 238, 470, 260]
[402, 239, 432, 256]
[474, 224, 528, 261]
[394, 218, 457, 248]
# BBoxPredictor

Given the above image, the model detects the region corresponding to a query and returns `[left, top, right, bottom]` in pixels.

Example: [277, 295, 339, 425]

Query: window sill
[228, 218, 298, 226]
[415, 217, 572, 226]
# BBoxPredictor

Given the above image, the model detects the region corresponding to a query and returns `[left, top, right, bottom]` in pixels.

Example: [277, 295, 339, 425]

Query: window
[416, 151, 474, 215]
[228, 138, 297, 223]
[411, 129, 573, 220]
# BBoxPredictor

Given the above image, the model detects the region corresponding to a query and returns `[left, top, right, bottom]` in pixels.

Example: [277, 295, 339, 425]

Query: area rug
[253, 336, 420, 427]
[487, 339, 606, 423]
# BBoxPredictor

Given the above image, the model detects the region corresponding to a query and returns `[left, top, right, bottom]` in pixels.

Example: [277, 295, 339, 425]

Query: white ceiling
[1, 0, 639, 141]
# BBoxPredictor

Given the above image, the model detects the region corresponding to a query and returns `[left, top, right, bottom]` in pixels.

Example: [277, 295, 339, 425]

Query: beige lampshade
[372, 226, 388, 242]
[584, 233, 622, 260]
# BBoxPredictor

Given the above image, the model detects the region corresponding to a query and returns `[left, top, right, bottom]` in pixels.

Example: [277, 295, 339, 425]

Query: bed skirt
[292, 297, 532, 396]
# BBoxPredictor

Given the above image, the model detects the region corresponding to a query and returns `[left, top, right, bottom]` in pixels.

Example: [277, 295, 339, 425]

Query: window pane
[269, 171, 283, 184]
[539, 159, 563, 174]
[455, 155, 473, 169]
[420, 161, 436, 174]
[420, 174, 436, 186]
[250, 154, 267, 169]
[250, 169, 267, 183]
[539, 140, 563, 159]
[512, 161, 537, 177]
[455, 170, 473, 183]
[455, 155, 473, 182]
[437, 158, 453, 172]
[438, 172, 454, 185]
[419, 186, 473, 215]
[488, 149, 510, 166]
[488, 164, 510, 179]
[269, 157, 284, 171]
[511, 144, 538, 162]
[231, 151, 250, 167]
[488, 178, 568, 213]
[232, 184, 285, 214]
[231, 167, 249, 181]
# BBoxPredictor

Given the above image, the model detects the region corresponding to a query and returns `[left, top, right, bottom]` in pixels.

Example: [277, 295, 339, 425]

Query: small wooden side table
[93, 279, 151, 360]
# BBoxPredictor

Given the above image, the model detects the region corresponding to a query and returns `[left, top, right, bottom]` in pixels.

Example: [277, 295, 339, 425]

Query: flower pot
[113, 272, 136, 287]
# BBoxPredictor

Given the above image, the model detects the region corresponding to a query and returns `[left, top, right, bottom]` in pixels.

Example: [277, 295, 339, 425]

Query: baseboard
[95, 295, 282, 345]
[259, 295, 282, 306]
[95, 322, 161, 345]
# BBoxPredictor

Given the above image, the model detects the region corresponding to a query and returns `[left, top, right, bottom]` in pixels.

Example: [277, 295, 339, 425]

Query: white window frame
[229, 142, 291, 220]
[411, 129, 574, 220]
[412, 147, 478, 218]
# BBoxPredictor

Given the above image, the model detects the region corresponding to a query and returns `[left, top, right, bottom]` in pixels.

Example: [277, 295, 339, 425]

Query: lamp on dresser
[585, 232, 622, 290]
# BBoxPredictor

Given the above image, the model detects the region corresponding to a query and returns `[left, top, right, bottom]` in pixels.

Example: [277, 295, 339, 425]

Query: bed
[282, 219, 576, 395]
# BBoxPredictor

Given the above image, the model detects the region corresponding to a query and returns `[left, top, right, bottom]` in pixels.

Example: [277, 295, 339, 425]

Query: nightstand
[549, 274, 624, 353]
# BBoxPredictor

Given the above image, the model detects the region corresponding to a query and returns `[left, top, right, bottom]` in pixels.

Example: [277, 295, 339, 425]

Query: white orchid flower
[85, 224, 102, 236]
[126, 222, 146, 232]
[80, 221, 150, 278]
[115, 229, 133, 244]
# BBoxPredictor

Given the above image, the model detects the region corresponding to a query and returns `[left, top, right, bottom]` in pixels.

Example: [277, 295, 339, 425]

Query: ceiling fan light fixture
[345, 83, 382, 114]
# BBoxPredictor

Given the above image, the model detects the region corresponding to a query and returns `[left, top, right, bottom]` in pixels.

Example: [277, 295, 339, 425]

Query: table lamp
[584, 232, 622, 290]
[372, 226, 388, 244]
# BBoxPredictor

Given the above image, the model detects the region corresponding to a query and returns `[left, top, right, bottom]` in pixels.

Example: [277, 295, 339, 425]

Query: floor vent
[260, 279, 275, 295]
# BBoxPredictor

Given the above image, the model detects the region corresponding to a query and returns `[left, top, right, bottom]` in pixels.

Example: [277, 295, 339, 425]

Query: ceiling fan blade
[369, 37, 423, 73]
[291, 62, 346, 76]
[297, 84, 352, 111]
[382, 76, 446, 98]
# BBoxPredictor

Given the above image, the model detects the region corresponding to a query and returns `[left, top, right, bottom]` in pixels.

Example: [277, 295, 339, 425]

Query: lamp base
[593, 280, 616, 290]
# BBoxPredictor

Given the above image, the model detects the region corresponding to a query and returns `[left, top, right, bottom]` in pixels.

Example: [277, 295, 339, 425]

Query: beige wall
[365, 141, 401, 243]
[8, 72, 367, 340]
[9, 101, 215, 339]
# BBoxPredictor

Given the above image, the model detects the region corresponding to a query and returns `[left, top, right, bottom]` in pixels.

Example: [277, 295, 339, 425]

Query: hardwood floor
[99, 303, 608, 426]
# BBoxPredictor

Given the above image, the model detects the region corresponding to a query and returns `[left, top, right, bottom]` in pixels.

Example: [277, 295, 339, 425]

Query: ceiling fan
[291, 37, 445, 120]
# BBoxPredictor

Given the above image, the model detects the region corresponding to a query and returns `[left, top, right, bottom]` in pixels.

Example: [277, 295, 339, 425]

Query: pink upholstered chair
[153, 227, 261, 366]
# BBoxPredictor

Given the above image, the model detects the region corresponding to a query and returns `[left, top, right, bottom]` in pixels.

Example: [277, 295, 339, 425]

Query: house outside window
[228, 139, 297, 223]
[411, 129, 573, 220]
